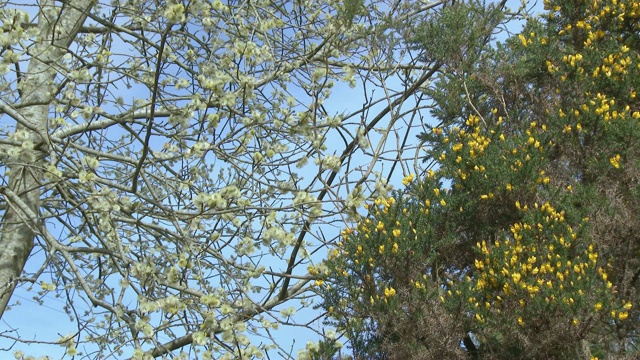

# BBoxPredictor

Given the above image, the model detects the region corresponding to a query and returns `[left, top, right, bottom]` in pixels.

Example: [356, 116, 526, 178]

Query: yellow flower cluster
[537, 0, 640, 180]
[467, 200, 619, 327]
[402, 173, 415, 186]
[609, 154, 621, 169]
[330, 190, 428, 307]
[518, 32, 536, 47]
[461, 115, 492, 159]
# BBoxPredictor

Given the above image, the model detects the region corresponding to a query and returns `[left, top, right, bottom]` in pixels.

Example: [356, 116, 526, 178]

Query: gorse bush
[318, 0, 640, 358]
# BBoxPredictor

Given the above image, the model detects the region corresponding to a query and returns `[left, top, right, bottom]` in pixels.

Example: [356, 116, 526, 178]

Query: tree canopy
[0, 0, 457, 358]
[320, 0, 640, 358]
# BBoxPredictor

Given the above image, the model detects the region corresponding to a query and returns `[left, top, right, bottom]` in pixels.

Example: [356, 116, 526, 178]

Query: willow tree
[0, 0, 445, 358]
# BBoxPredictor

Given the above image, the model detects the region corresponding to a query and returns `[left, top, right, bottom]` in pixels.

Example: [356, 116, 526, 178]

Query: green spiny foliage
[319, 0, 640, 358]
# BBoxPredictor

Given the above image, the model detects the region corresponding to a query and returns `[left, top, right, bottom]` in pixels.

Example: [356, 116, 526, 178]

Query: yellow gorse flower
[402, 173, 415, 186]
[384, 287, 396, 298]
